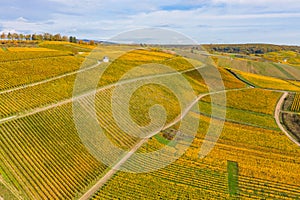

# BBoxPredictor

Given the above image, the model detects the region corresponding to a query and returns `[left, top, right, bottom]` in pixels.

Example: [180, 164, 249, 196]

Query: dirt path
[225, 69, 300, 147]
[78, 87, 247, 200]
[0, 65, 204, 124]
[2, 53, 298, 199]
[79, 87, 300, 200]
[274, 92, 300, 147]
[78, 138, 148, 200]
[0, 60, 101, 95]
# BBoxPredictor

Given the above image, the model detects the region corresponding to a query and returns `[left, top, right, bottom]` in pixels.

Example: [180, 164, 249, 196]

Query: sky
[0, 0, 300, 44]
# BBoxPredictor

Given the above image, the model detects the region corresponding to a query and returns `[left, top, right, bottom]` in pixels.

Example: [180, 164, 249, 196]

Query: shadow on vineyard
[282, 113, 300, 143]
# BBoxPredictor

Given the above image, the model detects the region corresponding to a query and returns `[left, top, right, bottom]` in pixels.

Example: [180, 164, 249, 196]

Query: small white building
[103, 56, 109, 63]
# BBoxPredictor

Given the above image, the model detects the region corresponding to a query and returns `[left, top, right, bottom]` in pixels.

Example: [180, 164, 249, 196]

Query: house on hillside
[103, 56, 109, 63]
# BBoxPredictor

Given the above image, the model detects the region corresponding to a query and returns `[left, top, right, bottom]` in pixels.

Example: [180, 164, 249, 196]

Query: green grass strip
[227, 160, 239, 198]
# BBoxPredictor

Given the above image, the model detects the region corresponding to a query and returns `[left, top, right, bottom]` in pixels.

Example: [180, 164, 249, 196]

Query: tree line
[203, 44, 300, 55]
[0, 32, 78, 43]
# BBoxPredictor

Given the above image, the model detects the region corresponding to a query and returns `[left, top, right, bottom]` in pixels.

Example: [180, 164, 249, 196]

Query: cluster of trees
[203, 44, 300, 55]
[0, 32, 78, 43]
[69, 36, 77, 43]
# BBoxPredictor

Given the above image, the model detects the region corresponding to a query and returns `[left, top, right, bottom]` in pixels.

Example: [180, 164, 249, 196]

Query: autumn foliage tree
[0, 31, 81, 44]
[89, 40, 95, 45]
[0, 33, 5, 40]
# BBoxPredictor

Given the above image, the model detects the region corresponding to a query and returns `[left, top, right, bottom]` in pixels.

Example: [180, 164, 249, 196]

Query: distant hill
[203, 44, 300, 55]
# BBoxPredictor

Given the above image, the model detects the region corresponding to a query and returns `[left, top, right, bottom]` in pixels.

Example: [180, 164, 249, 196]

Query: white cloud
[16, 17, 28, 22]
[212, 0, 299, 4]
[1, 19, 44, 33]
[0, 29, 18, 34]
[211, 0, 300, 11]
[0, 0, 299, 44]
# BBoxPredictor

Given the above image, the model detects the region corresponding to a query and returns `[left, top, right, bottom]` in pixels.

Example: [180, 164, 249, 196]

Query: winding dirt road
[227, 70, 300, 147]
[274, 92, 300, 147]
[79, 88, 300, 200]
[1, 52, 299, 199]
[78, 87, 246, 200]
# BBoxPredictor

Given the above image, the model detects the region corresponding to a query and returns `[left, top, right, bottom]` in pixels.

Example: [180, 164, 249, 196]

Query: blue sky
[0, 0, 300, 44]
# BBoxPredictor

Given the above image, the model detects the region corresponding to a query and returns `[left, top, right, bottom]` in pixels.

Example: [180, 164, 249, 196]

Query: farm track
[274, 92, 300, 147]
[80, 86, 299, 200]
[1, 50, 299, 199]
[0, 64, 204, 124]
[226, 69, 300, 147]
[0, 57, 241, 199]
[78, 87, 247, 200]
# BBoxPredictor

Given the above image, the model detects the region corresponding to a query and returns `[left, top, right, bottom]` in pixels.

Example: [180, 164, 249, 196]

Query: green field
[227, 161, 239, 197]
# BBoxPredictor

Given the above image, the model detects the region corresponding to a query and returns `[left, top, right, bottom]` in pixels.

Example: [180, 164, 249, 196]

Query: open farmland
[0, 42, 300, 200]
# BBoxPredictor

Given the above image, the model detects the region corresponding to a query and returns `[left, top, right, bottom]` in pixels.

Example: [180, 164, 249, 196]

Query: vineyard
[291, 93, 300, 112]
[264, 51, 300, 65]
[7, 47, 58, 52]
[1, 42, 300, 199]
[0, 44, 221, 198]
[91, 113, 300, 199]
[0, 56, 86, 90]
[214, 55, 300, 80]
[92, 161, 230, 199]
[290, 80, 300, 87]
[1, 104, 107, 199]
[0, 50, 71, 62]
[196, 89, 281, 130]
[39, 41, 95, 54]
[236, 70, 300, 92]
